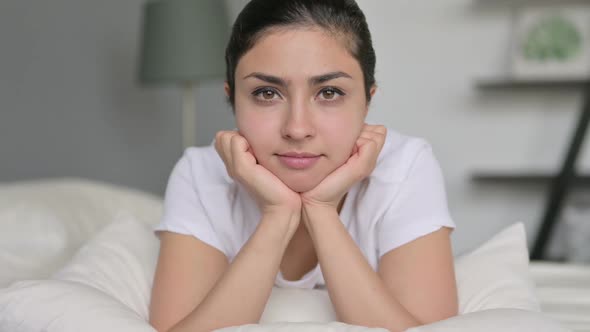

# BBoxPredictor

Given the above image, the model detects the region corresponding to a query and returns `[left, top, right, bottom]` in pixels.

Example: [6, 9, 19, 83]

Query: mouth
[276, 152, 322, 170]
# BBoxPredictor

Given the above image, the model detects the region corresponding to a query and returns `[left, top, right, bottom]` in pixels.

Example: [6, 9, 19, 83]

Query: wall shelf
[471, 0, 590, 263]
[475, 77, 589, 90]
[473, 79, 590, 261]
[471, 171, 590, 186]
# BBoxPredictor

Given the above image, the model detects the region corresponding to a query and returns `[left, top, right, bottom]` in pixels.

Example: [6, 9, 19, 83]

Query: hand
[300, 124, 387, 211]
[214, 130, 302, 216]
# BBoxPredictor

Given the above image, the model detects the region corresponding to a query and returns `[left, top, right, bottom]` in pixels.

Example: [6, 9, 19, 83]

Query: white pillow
[0, 279, 156, 332]
[0, 217, 554, 332]
[51, 211, 160, 320]
[0, 214, 159, 332]
[0, 177, 163, 287]
[454, 222, 541, 313]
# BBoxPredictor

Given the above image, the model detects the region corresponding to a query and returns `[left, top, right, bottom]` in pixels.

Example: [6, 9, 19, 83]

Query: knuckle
[219, 131, 230, 142]
[230, 134, 239, 145]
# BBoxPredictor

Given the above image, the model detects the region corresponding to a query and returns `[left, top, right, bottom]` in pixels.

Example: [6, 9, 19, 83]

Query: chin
[282, 176, 321, 193]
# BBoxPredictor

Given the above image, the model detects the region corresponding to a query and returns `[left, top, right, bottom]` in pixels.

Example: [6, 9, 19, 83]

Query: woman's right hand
[214, 130, 302, 217]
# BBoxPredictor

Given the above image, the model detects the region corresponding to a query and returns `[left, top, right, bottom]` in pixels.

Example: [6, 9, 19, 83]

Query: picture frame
[510, 5, 590, 80]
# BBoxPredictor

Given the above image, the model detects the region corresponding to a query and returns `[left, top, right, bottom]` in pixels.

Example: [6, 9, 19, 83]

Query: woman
[149, 1, 458, 331]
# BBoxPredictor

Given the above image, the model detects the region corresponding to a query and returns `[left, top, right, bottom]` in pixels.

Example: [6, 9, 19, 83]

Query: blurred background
[2, 0, 590, 262]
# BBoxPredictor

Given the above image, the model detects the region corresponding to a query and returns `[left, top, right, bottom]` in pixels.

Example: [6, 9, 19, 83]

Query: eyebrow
[242, 71, 353, 87]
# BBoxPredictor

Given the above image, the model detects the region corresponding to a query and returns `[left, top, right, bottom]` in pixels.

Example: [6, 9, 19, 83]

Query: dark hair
[224, 0, 376, 109]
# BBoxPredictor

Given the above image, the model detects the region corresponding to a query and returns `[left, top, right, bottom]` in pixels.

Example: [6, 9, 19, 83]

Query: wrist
[260, 207, 301, 239]
[300, 192, 344, 213]
[301, 204, 339, 234]
[301, 201, 337, 215]
[262, 204, 301, 219]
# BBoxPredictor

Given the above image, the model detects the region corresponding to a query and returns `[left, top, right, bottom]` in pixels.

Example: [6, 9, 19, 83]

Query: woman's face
[227, 27, 374, 193]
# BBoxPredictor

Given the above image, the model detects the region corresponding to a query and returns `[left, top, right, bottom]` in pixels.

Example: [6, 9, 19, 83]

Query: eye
[318, 87, 345, 101]
[252, 87, 281, 103]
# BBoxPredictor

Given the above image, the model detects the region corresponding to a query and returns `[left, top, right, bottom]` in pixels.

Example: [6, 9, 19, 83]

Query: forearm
[303, 206, 421, 332]
[170, 210, 299, 332]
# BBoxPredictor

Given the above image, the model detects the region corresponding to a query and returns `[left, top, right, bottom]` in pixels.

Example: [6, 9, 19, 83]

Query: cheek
[235, 110, 278, 162]
[321, 116, 364, 160]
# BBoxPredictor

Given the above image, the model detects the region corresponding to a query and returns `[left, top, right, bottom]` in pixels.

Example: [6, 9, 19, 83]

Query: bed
[0, 177, 584, 332]
[529, 262, 590, 331]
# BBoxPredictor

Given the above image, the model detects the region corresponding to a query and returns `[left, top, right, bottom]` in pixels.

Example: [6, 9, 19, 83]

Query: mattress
[529, 262, 590, 332]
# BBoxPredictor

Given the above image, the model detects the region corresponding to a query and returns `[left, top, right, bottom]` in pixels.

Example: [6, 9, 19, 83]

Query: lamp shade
[138, 0, 229, 85]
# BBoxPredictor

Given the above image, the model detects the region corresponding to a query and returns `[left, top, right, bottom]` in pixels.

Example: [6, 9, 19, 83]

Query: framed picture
[510, 5, 590, 80]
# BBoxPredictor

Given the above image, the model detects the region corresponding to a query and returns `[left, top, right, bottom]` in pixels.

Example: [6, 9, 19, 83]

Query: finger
[355, 137, 379, 176]
[350, 142, 359, 156]
[356, 136, 378, 154]
[214, 131, 226, 155]
[359, 131, 381, 143]
[360, 126, 386, 140]
[222, 132, 238, 170]
[214, 131, 236, 178]
[364, 124, 387, 135]
[350, 126, 377, 156]
[230, 134, 254, 179]
[230, 134, 249, 155]
[358, 134, 385, 155]
[245, 145, 257, 163]
[359, 127, 386, 150]
[356, 137, 380, 160]
[356, 133, 380, 150]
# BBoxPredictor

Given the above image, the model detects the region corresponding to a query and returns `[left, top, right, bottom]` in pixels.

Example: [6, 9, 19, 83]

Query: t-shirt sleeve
[377, 144, 455, 258]
[153, 150, 227, 257]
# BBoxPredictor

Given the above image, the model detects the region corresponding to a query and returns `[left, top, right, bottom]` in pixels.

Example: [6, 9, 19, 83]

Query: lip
[277, 152, 321, 170]
[279, 151, 320, 158]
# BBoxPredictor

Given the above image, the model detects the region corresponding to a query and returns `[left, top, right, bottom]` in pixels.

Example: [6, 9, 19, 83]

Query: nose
[281, 100, 316, 141]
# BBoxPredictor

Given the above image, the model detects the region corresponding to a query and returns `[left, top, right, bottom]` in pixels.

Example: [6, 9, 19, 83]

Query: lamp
[138, 0, 229, 149]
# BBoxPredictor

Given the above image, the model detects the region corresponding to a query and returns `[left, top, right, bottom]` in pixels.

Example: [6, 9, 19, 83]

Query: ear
[363, 85, 377, 117]
[369, 85, 377, 99]
[224, 82, 231, 98]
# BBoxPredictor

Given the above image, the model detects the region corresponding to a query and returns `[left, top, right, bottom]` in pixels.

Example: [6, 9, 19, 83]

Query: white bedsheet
[530, 262, 590, 332]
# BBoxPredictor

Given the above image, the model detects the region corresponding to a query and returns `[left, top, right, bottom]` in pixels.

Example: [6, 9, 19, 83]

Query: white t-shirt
[154, 128, 456, 289]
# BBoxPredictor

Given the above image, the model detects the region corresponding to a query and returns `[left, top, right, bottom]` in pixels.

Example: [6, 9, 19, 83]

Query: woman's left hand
[300, 124, 387, 211]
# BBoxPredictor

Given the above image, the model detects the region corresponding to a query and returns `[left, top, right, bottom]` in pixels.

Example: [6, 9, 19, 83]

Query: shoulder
[177, 141, 233, 187]
[371, 127, 437, 184]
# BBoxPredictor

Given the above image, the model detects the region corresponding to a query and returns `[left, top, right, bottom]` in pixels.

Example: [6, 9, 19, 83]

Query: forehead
[236, 27, 362, 80]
